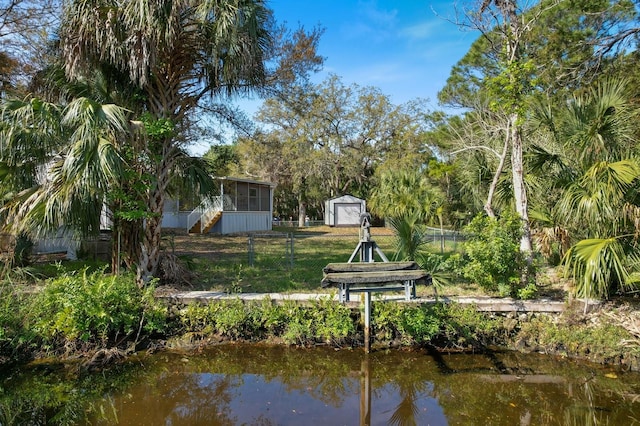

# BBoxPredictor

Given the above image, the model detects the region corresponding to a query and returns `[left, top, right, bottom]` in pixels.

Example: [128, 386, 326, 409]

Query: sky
[268, 0, 476, 106]
[193, 0, 479, 154]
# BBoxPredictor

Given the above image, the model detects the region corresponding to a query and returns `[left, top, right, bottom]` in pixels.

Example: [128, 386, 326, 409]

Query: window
[249, 186, 259, 211]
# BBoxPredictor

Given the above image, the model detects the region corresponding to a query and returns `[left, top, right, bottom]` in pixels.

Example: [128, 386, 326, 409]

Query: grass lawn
[21, 225, 567, 300]
[163, 225, 486, 297]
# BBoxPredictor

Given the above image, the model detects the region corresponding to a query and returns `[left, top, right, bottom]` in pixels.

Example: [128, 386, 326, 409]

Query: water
[2, 344, 640, 425]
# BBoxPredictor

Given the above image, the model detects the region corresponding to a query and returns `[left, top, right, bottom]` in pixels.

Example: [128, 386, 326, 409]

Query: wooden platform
[322, 261, 431, 302]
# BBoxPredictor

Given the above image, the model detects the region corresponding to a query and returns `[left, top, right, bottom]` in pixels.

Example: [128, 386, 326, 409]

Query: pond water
[2, 344, 640, 425]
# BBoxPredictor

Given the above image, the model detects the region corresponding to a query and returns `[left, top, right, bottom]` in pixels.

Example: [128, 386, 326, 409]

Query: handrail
[186, 196, 223, 232]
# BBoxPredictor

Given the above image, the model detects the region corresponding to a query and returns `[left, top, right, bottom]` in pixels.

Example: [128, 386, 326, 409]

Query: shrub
[460, 211, 530, 297]
[372, 302, 441, 344]
[310, 297, 355, 344]
[401, 305, 441, 344]
[434, 302, 503, 348]
[0, 283, 38, 360]
[32, 269, 167, 346]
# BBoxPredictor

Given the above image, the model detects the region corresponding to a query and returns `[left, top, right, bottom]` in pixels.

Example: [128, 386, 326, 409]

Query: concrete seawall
[161, 291, 575, 313]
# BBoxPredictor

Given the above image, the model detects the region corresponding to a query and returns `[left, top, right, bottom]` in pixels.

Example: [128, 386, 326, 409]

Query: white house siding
[212, 211, 272, 234]
[161, 211, 190, 229]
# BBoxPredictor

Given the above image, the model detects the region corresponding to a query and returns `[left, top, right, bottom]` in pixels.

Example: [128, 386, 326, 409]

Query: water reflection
[2, 345, 640, 425]
[86, 346, 640, 426]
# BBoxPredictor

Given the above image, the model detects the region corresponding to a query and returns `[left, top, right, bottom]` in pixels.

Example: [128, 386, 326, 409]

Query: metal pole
[364, 291, 371, 353]
[360, 355, 371, 426]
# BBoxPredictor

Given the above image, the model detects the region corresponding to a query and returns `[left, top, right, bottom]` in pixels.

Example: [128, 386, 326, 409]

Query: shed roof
[327, 194, 365, 203]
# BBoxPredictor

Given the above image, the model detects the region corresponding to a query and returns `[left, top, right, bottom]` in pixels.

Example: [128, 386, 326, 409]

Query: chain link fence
[220, 229, 464, 291]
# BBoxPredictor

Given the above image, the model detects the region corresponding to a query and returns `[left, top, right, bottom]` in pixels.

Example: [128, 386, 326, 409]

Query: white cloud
[400, 20, 443, 40]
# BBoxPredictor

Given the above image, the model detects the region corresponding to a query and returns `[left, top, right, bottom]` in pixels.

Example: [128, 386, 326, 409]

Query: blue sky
[195, 1, 478, 154]
[266, 0, 477, 107]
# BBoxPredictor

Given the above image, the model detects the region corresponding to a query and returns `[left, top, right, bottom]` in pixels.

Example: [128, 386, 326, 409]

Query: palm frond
[563, 237, 628, 299]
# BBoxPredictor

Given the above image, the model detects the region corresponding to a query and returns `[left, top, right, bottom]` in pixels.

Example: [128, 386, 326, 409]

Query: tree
[0, 0, 61, 95]
[531, 78, 640, 299]
[368, 170, 442, 224]
[0, 95, 130, 244]
[241, 74, 433, 224]
[369, 168, 443, 264]
[57, 0, 273, 285]
[440, 0, 638, 109]
[449, 0, 536, 280]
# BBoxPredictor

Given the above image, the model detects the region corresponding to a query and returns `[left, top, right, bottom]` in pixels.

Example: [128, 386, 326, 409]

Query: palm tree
[369, 170, 442, 224]
[530, 78, 640, 300]
[0, 95, 129, 246]
[57, 0, 272, 285]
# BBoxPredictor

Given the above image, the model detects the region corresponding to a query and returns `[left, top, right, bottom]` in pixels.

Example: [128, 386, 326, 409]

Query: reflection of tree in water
[131, 371, 240, 425]
[4, 345, 640, 425]
[374, 355, 436, 426]
[185, 345, 360, 407]
[130, 346, 640, 426]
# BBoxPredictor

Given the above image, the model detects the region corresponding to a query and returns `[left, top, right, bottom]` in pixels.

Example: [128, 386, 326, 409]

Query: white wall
[216, 211, 272, 234]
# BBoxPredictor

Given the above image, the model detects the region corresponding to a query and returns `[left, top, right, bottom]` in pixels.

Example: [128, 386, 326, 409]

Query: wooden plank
[321, 270, 430, 287]
[323, 261, 419, 274]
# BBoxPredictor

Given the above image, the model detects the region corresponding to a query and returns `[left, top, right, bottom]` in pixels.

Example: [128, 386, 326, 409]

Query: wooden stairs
[188, 210, 222, 234]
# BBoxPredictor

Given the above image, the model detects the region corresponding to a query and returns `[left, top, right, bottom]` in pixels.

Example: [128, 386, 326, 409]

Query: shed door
[335, 203, 362, 226]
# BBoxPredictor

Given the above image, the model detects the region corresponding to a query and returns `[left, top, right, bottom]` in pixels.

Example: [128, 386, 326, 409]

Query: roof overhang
[216, 176, 277, 188]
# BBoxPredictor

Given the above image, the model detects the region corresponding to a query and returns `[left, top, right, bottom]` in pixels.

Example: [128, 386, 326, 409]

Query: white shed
[324, 195, 366, 227]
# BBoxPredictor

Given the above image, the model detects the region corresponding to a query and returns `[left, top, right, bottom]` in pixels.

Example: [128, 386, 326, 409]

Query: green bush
[0, 283, 38, 359]
[32, 269, 167, 345]
[401, 305, 441, 343]
[434, 302, 503, 347]
[371, 301, 406, 341]
[177, 297, 354, 345]
[517, 314, 638, 361]
[372, 302, 441, 344]
[460, 212, 530, 297]
[210, 299, 257, 339]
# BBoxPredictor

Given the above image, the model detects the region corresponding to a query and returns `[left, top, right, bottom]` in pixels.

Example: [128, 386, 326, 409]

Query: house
[324, 195, 366, 227]
[162, 177, 276, 234]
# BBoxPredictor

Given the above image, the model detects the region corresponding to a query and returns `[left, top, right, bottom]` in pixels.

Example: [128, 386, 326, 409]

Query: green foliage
[434, 302, 502, 348]
[369, 170, 442, 222]
[177, 297, 354, 345]
[270, 298, 355, 345]
[388, 214, 427, 261]
[33, 269, 167, 345]
[0, 282, 38, 360]
[415, 251, 455, 295]
[400, 305, 441, 344]
[373, 302, 502, 348]
[140, 113, 176, 141]
[460, 212, 528, 297]
[563, 237, 636, 300]
[518, 313, 639, 361]
[372, 302, 441, 345]
[486, 58, 537, 118]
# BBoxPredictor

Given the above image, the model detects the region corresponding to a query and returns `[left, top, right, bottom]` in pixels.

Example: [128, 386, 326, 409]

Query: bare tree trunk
[298, 201, 307, 227]
[509, 114, 533, 270]
[484, 129, 510, 218]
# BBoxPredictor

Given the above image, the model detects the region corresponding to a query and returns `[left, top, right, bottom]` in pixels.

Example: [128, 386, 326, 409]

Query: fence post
[248, 234, 254, 266]
[289, 232, 295, 269]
